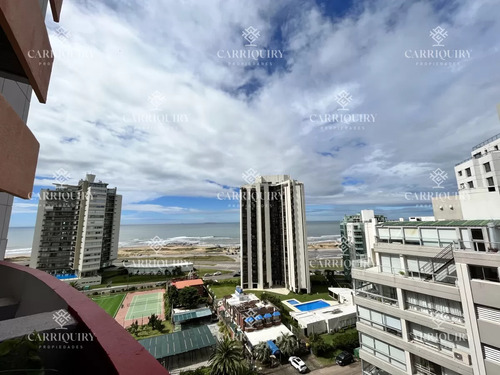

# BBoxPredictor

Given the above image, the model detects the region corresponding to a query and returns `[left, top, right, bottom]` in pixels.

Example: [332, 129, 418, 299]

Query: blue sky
[10, 0, 500, 227]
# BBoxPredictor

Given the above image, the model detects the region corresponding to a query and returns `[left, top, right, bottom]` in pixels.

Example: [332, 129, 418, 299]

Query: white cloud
[19, 0, 500, 223]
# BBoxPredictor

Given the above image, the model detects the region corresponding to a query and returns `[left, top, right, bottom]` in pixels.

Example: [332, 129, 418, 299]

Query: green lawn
[91, 293, 126, 317]
[129, 320, 174, 340]
[320, 328, 358, 345]
[210, 284, 239, 298]
[209, 282, 331, 303]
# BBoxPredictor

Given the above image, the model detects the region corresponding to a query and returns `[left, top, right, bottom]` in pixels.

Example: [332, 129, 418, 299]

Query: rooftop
[379, 220, 500, 228]
[291, 304, 357, 326]
[172, 279, 204, 289]
[172, 307, 212, 323]
[244, 324, 293, 347]
[139, 325, 216, 359]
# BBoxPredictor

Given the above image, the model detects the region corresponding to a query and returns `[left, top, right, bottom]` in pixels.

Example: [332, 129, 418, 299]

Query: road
[261, 361, 360, 375]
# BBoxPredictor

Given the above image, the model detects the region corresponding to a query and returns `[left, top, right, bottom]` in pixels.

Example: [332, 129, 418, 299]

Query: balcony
[0, 261, 168, 374]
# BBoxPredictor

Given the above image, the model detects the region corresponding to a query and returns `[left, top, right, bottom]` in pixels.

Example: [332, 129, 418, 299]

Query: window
[470, 265, 499, 282]
[458, 171, 462, 177]
[358, 306, 402, 336]
[465, 168, 471, 177]
[460, 183, 465, 189]
[487, 177, 494, 186]
[409, 322, 469, 354]
[484, 162, 492, 173]
[360, 334, 406, 370]
[468, 181, 474, 188]
[405, 291, 464, 323]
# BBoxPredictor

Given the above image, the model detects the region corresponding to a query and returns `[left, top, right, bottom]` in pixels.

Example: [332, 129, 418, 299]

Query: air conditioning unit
[453, 350, 471, 365]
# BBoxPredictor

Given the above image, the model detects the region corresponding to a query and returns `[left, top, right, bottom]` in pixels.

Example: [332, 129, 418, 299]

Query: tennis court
[125, 292, 163, 321]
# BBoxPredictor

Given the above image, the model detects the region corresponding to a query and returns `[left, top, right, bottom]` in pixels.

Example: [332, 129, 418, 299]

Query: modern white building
[289, 288, 357, 336]
[353, 220, 500, 375]
[30, 174, 122, 285]
[340, 210, 387, 280]
[240, 175, 310, 293]
[433, 106, 500, 220]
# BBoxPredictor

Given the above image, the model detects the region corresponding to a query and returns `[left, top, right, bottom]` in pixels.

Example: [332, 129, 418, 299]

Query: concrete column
[0, 192, 14, 260]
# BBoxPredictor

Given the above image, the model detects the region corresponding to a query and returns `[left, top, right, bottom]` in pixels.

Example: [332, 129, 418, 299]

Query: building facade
[433, 105, 500, 220]
[353, 220, 500, 375]
[0, 0, 64, 260]
[340, 210, 387, 281]
[30, 174, 122, 284]
[240, 175, 310, 293]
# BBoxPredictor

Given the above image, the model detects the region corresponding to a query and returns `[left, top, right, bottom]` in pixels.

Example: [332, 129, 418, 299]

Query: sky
[9, 0, 500, 227]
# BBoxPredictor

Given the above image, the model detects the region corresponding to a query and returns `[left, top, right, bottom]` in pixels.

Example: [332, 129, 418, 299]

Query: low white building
[289, 289, 357, 336]
[122, 261, 193, 275]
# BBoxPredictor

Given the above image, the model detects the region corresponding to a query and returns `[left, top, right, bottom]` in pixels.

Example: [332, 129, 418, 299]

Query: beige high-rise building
[240, 175, 310, 293]
[30, 174, 122, 286]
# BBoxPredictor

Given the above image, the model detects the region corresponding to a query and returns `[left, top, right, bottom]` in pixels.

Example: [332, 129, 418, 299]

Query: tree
[148, 314, 159, 328]
[253, 342, 271, 365]
[276, 333, 300, 358]
[209, 337, 247, 375]
[178, 286, 201, 309]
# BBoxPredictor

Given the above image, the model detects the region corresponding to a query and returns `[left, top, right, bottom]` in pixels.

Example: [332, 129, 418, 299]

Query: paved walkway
[114, 288, 165, 328]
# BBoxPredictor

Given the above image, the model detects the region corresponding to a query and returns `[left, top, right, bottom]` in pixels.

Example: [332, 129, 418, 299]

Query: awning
[272, 311, 281, 316]
[266, 340, 280, 356]
[264, 313, 272, 319]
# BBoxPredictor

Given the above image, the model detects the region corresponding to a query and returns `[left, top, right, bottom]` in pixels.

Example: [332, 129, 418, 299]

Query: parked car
[233, 272, 240, 277]
[336, 351, 354, 366]
[213, 271, 222, 276]
[203, 273, 212, 277]
[288, 356, 307, 373]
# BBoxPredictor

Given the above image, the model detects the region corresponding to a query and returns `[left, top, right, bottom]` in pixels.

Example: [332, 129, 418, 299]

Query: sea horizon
[6, 221, 341, 257]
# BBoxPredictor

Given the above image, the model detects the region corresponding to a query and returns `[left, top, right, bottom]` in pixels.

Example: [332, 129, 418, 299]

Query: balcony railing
[355, 289, 399, 307]
[454, 240, 500, 253]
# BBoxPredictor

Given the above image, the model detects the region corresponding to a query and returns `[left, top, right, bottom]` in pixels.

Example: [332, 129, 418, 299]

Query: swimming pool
[295, 300, 330, 312]
[286, 299, 300, 305]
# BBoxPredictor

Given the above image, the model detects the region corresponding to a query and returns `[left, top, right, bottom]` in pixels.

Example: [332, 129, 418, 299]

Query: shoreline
[5, 241, 340, 263]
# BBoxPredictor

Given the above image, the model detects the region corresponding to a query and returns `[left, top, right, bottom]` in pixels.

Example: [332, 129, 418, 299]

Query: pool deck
[283, 298, 336, 312]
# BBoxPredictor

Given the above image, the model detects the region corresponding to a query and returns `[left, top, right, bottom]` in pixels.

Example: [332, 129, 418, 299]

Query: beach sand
[5, 241, 339, 263]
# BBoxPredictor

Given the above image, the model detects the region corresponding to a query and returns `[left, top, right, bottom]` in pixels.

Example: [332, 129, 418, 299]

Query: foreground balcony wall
[0, 262, 169, 374]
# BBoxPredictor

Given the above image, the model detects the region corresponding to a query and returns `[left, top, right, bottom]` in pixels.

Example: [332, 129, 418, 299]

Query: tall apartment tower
[353, 220, 500, 375]
[240, 175, 310, 293]
[340, 210, 386, 281]
[30, 174, 122, 283]
[0, 0, 64, 260]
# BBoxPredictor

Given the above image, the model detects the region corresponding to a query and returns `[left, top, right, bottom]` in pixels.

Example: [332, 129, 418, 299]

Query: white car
[289, 356, 307, 373]
[213, 271, 222, 276]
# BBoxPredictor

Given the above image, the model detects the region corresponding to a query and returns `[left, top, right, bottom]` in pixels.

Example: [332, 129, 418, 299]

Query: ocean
[6, 221, 340, 258]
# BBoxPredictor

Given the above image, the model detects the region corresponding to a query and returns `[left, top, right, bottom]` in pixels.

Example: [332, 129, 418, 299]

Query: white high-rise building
[240, 175, 310, 293]
[30, 174, 122, 285]
[353, 220, 500, 375]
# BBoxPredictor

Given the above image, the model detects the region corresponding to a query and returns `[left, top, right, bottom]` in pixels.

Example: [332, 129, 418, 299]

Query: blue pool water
[55, 274, 78, 280]
[286, 299, 300, 305]
[295, 300, 330, 312]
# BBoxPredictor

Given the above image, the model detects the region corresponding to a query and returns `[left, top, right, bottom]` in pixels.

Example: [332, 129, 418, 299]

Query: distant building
[340, 210, 387, 281]
[30, 174, 122, 286]
[353, 219, 500, 375]
[240, 175, 310, 293]
[433, 105, 500, 220]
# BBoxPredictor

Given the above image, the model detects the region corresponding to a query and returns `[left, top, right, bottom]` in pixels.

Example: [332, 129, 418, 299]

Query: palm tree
[253, 342, 271, 365]
[209, 337, 247, 375]
[276, 333, 300, 358]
